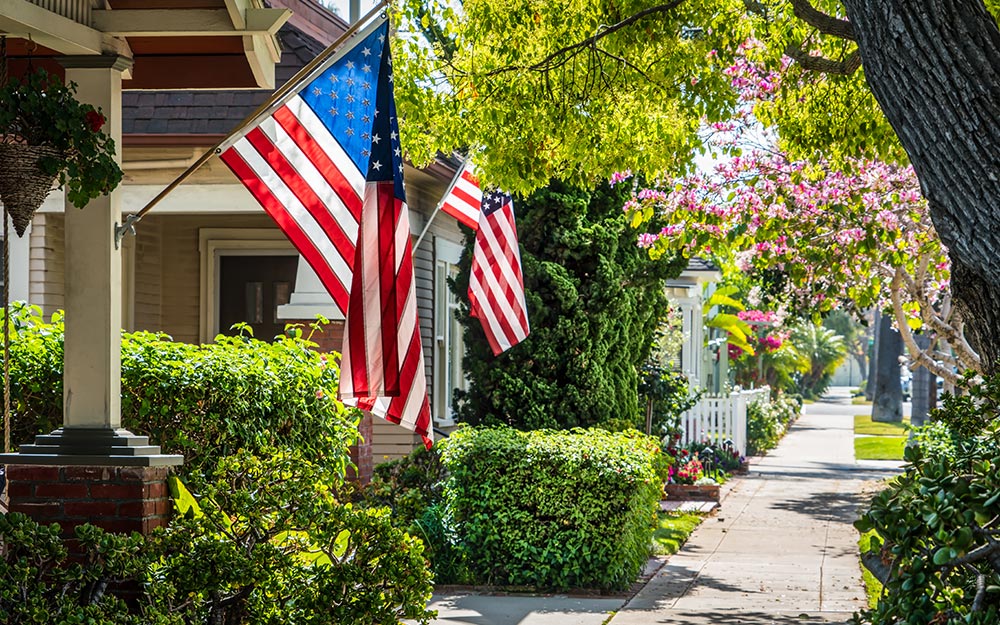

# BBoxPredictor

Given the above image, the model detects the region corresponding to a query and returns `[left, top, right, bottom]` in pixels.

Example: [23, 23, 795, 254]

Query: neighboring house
[12, 0, 468, 475]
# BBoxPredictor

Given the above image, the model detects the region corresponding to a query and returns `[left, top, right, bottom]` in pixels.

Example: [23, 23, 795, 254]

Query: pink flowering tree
[621, 42, 978, 385]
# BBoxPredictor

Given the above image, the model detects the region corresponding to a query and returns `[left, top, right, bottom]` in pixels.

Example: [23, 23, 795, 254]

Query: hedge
[439, 426, 662, 590]
[4, 305, 359, 476]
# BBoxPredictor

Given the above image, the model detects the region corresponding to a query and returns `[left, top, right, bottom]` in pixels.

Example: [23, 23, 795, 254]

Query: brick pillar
[6, 465, 172, 537]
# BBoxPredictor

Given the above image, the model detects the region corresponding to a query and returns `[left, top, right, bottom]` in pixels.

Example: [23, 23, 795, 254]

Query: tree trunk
[841, 0, 1000, 374]
[911, 334, 931, 428]
[865, 313, 879, 401]
[872, 314, 902, 422]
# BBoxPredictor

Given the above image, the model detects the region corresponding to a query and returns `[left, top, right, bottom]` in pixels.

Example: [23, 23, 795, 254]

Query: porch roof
[0, 0, 288, 89]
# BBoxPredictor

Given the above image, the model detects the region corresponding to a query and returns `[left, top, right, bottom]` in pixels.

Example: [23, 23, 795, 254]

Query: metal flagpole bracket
[114, 213, 141, 249]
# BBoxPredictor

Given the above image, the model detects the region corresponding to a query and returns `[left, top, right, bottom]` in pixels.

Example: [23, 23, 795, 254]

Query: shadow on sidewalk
[633, 610, 855, 624]
[769, 490, 867, 524]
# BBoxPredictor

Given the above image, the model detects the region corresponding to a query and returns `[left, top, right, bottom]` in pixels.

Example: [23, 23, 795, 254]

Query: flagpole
[114, 0, 391, 248]
[413, 156, 470, 251]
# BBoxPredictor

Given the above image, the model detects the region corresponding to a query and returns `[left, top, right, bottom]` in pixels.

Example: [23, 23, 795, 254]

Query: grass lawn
[852, 397, 873, 405]
[855, 436, 907, 460]
[854, 414, 910, 436]
[858, 530, 883, 608]
[652, 511, 705, 556]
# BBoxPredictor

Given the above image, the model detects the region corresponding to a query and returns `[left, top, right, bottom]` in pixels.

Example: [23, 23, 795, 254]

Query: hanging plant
[0, 68, 124, 235]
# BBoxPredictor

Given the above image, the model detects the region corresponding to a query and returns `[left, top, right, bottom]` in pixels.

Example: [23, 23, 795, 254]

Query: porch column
[62, 57, 127, 430]
[0, 55, 180, 468]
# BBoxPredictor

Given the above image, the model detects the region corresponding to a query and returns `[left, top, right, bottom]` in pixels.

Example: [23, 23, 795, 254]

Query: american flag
[218, 18, 432, 447]
[468, 191, 530, 355]
[440, 161, 482, 229]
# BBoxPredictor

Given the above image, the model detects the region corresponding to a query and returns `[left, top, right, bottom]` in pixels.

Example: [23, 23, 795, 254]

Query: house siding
[29, 214, 65, 318]
[133, 218, 163, 332]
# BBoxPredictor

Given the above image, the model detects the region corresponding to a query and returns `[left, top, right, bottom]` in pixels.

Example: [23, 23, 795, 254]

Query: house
[7, 0, 469, 480]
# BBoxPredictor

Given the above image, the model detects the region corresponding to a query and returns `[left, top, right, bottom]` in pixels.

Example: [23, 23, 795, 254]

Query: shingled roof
[122, 25, 327, 136]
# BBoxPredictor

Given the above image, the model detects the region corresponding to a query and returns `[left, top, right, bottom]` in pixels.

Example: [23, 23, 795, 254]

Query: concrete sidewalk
[421, 387, 900, 625]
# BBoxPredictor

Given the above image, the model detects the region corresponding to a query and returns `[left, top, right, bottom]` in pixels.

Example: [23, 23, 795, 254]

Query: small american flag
[440, 161, 482, 229]
[468, 191, 530, 355]
[218, 18, 432, 447]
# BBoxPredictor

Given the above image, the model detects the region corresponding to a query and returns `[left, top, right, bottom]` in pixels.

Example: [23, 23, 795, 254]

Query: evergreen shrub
[439, 426, 662, 590]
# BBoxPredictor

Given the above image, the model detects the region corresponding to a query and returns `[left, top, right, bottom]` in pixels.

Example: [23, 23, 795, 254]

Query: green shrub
[855, 376, 1000, 625]
[0, 513, 176, 625]
[453, 180, 686, 430]
[153, 450, 435, 625]
[4, 304, 359, 477]
[746, 392, 800, 456]
[439, 426, 662, 590]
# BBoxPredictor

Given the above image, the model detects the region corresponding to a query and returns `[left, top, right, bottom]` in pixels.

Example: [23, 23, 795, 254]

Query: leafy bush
[153, 450, 435, 625]
[0, 513, 175, 625]
[439, 426, 662, 590]
[747, 393, 800, 456]
[453, 180, 686, 430]
[4, 304, 359, 476]
[855, 376, 1000, 625]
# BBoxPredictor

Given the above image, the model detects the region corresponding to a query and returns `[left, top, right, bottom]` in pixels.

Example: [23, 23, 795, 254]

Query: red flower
[85, 110, 105, 132]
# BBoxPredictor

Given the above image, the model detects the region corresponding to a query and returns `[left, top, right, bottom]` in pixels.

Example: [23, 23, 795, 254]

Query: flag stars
[346, 111, 355, 120]
[362, 47, 371, 57]
[346, 94, 355, 103]
[346, 127, 355, 136]
[363, 82, 371, 90]
[312, 87, 323, 96]
[372, 160, 382, 171]
[329, 74, 338, 83]
[362, 64, 371, 73]
[372, 133, 381, 144]
[378, 33, 385, 43]
[362, 132, 370, 140]
[362, 98, 370, 107]
[362, 148, 370, 157]
[346, 60, 355, 70]
[329, 91, 338, 100]
[329, 107, 339, 117]
[346, 77, 356, 87]
[362, 115, 370, 124]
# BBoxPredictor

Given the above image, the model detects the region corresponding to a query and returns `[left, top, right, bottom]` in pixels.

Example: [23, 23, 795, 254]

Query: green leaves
[439, 426, 663, 590]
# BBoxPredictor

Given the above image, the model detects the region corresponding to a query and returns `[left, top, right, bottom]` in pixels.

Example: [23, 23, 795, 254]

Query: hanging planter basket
[0, 143, 63, 236]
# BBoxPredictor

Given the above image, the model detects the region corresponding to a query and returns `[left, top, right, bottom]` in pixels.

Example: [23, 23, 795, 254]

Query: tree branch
[484, 0, 687, 77]
[784, 44, 861, 75]
[789, 0, 856, 40]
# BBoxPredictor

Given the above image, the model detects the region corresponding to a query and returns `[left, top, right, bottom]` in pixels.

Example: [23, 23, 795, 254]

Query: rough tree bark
[841, 0, 1000, 375]
[872, 313, 903, 423]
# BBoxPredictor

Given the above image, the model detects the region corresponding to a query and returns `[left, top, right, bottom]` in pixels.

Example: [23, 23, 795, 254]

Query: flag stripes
[441, 163, 482, 229]
[468, 192, 530, 356]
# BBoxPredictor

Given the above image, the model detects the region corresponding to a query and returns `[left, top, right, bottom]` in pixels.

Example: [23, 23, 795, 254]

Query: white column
[7, 215, 30, 303]
[276, 257, 344, 321]
[61, 57, 131, 430]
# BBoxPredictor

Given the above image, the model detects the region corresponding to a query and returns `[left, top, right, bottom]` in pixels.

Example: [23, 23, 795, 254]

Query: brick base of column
[6, 465, 173, 537]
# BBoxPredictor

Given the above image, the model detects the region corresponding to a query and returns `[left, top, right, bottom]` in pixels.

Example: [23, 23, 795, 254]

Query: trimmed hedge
[4, 305, 359, 476]
[440, 426, 662, 590]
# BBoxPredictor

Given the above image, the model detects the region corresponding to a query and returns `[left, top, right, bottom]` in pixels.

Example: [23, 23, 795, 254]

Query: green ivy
[438, 426, 662, 590]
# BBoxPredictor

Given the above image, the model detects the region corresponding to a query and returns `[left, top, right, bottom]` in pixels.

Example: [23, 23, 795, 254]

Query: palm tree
[792, 324, 847, 399]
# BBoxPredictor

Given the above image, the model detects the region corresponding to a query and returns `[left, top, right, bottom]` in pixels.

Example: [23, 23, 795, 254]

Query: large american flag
[468, 191, 530, 355]
[218, 18, 432, 447]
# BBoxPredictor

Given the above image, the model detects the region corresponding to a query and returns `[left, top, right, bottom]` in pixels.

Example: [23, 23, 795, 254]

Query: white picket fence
[679, 387, 770, 456]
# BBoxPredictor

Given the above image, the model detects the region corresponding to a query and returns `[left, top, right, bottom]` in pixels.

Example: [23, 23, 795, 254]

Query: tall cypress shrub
[453, 179, 686, 430]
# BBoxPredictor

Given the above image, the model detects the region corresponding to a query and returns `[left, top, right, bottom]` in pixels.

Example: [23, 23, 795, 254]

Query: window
[434, 238, 466, 426]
